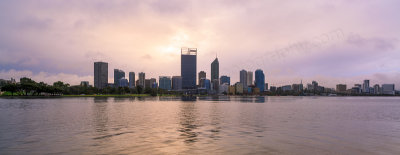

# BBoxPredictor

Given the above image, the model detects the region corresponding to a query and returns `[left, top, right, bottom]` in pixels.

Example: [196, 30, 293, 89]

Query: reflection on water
[1, 96, 400, 154]
[178, 102, 199, 144]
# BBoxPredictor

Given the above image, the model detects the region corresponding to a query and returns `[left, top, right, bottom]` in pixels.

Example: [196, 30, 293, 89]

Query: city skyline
[0, 0, 399, 89]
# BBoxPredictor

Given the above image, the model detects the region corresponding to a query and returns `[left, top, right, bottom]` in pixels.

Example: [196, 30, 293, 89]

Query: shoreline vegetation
[1, 77, 399, 98]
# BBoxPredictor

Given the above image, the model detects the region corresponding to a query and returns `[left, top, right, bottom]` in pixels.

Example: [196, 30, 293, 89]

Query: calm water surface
[1, 96, 400, 154]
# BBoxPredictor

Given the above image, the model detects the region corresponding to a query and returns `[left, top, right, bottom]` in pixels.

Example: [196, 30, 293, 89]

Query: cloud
[0, 0, 399, 88]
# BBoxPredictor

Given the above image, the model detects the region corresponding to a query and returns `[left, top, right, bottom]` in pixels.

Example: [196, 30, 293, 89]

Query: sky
[0, 0, 399, 89]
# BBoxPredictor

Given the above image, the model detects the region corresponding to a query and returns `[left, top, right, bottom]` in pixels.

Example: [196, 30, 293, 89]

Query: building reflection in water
[209, 103, 222, 140]
[255, 96, 266, 103]
[178, 101, 200, 144]
[92, 97, 109, 138]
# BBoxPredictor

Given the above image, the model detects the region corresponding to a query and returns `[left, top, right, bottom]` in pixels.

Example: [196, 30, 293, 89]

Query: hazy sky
[0, 0, 399, 88]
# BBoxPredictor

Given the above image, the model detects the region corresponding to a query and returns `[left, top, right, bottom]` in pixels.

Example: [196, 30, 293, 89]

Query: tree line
[0, 77, 177, 96]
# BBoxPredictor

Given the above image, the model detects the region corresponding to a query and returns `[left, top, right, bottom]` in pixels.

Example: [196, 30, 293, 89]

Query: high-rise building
[129, 72, 135, 88]
[114, 69, 125, 87]
[336, 84, 347, 93]
[172, 76, 182, 90]
[181, 48, 197, 89]
[211, 57, 219, 81]
[119, 78, 129, 87]
[240, 70, 247, 89]
[212, 79, 219, 92]
[220, 75, 230, 85]
[382, 84, 395, 95]
[80, 81, 89, 87]
[255, 69, 265, 92]
[363, 80, 370, 93]
[150, 78, 157, 88]
[139, 72, 145, 87]
[159, 76, 172, 90]
[94, 62, 108, 89]
[145, 79, 151, 88]
[198, 71, 206, 86]
[235, 82, 243, 94]
[247, 71, 253, 86]
[373, 84, 381, 94]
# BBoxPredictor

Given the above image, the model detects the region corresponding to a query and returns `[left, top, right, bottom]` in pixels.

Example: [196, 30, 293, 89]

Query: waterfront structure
[240, 70, 248, 89]
[80, 81, 89, 87]
[282, 85, 292, 91]
[211, 57, 219, 81]
[172, 76, 182, 90]
[198, 71, 206, 86]
[220, 75, 230, 85]
[212, 79, 219, 92]
[181, 48, 197, 89]
[219, 83, 229, 94]
[94, 62, 108, 89]
[255, 69, 265, 92]
[150, 78, 157, 88]
[382, 84, 395, 95]
[129, 72, 135, 88]
[119, 78, 129, 87]
[363, 80, 370, 93]
[247, 71, 253, 86]
[373, 84, 381, 94]
[159, 76, 171, 90]
[114, 69, 125, 87]
[265, 83, 269, 91]
[139, 72, 145, 87]
[145, 79, 151, 88]
[336, 84, 347, 93]
[235, 82, 243, 94]
[228, 85, 235, 95]
[203, 79, 211, 90]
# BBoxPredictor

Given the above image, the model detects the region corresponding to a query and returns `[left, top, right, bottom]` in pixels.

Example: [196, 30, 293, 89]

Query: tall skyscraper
[129, 72, 135, 88]
[247, 71, 253, 86]
[114, 69, 125, 87]
[139, 72, 145, 87]
[211, 57, 219, 81]
[240, 70, 248, 88]
[150, 78, 157, 88]
[382, 84, 395, 95]
[94, 62, 108, 89]
[255, 69, 265, 92]
[181, 48, 197, 89]
[363, 80, 370, 93]
[220, 75, 230, 85]
[159, 76, 172, 90]
[198, 71, 206, 86]
[172, 76, 182, 90]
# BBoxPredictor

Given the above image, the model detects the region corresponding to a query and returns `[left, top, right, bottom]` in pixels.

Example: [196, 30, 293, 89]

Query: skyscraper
[382, 84, 395, 95]
[139, 72, 145, 87]
[211, 57, 219, 81]
[240, 70, 248, 88]
[150, 78, 157, 88]
[94, 62, 108, 89]
[172, 76, 182, 90]
[159, 76, 172, 90]
[198, 71, 206, 86]
[363, 80, 370, 93]
[247, 71, 253, 86]
[129, 72, 135, 88]
[220, 75, 230, 85]
[181, 48, 197, 89]
[255, 69, 265, 92]
[114, 69, 125, 87]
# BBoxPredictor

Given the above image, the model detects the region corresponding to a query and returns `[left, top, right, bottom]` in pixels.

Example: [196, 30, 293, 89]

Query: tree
[20, 77, 37, 96]
[2, 83, 19, 96]
[136, 85, 143, 94]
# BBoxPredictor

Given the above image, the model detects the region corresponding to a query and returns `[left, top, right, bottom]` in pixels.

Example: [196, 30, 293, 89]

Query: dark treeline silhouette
[0, 77, 179, 96]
